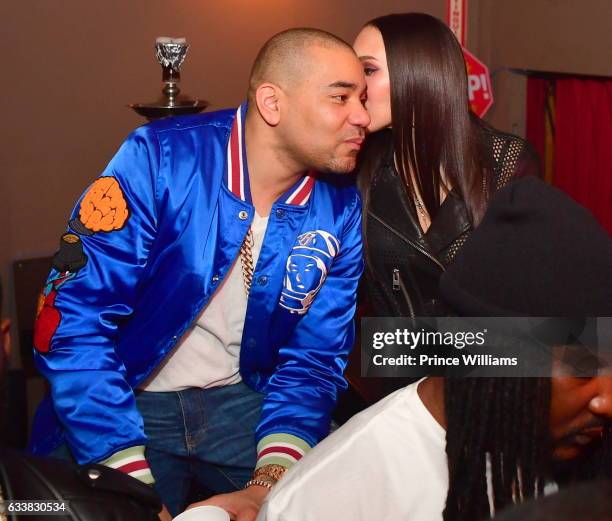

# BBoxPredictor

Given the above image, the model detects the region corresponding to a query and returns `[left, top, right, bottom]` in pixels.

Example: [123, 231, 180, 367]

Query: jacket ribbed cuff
[255, 434, 311, 470]
[99, 445, 155, 485]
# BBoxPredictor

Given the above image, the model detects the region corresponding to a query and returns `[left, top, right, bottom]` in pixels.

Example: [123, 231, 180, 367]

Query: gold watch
[254, 464, 288, 481]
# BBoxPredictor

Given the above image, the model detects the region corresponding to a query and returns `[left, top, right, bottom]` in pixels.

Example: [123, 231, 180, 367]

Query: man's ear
[255, 83, 283, 126]
[1, 318, 11, 361]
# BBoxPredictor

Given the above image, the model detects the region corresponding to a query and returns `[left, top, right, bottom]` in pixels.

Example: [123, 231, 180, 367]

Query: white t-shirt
[141, 213, 269, 391]
[258, 379, 448, 521]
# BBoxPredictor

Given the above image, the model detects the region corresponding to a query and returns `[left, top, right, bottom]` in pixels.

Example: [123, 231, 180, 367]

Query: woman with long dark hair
[353, 13, 539, 318]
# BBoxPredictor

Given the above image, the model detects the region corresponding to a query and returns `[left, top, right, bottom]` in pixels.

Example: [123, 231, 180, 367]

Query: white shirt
[258, 379, 448, 521]
[141, 213, 269, 391]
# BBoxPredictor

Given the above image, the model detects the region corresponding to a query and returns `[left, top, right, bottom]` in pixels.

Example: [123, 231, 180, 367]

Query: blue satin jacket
[30, 105, 363, 464]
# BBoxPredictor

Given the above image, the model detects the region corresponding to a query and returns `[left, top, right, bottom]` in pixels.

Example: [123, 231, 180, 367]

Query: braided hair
[443, 377, 612, 521]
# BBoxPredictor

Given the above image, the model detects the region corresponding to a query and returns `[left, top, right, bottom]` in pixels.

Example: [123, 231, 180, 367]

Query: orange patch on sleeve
[79, 177, 130, 232]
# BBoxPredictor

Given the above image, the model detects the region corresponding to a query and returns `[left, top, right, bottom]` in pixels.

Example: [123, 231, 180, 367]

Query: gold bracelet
[244, 476, 276, 490]
[254, 464, 288, 482]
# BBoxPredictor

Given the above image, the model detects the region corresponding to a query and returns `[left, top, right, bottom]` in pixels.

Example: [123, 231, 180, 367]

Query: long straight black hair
[358, 13, 491, 225]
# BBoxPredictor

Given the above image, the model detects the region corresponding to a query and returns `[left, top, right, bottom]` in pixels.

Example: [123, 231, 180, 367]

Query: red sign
[447, 0, 467, 46]
[463, 47, 494, 117]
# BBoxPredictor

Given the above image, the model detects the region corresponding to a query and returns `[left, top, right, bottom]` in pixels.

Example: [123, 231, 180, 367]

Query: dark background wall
[469, 0, 612, 137]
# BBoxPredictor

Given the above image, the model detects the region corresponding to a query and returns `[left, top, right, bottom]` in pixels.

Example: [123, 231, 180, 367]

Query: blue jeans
[136, 382, 263, 516]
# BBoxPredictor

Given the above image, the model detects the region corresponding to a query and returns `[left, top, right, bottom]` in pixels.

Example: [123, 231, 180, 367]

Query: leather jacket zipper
[369, 210, 446, 272]
[392, 268, 400, 291]
[392, 268, 416, 319]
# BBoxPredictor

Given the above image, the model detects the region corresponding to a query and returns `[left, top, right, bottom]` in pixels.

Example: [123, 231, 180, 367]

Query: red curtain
[553, 78, 612, 234]
[526, 77, 548, 175]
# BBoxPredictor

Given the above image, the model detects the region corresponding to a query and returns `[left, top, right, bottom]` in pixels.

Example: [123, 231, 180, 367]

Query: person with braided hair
[258, 177, 612, 521]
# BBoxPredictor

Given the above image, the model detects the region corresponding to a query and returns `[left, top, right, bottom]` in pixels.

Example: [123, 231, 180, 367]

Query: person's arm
[255, 190, 363, 470]
[189, 190, 364, 519]
[33, 125, 160, 483]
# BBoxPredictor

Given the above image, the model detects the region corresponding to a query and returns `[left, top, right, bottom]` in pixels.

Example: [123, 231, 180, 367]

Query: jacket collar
[425, 189, 471, 254]
[375, 133, 472, 257]
[225, 103, 315, 206]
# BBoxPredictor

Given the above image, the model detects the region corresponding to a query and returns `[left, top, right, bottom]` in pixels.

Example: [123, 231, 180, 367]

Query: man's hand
[186, 485, 269, 521]
[158, 505, 172, 521]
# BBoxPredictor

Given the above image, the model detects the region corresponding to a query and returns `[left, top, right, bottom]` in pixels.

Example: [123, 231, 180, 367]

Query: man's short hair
[247, 28, 353, 102]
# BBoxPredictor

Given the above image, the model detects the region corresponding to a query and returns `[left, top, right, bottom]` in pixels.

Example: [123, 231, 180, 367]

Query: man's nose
[589, 376, 612, 418]
[349, 100, 371, 128]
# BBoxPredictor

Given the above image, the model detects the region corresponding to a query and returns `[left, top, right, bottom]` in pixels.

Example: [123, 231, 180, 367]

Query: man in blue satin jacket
[29, 28, 369, 518]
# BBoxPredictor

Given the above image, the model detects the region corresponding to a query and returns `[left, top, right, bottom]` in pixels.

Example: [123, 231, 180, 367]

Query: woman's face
[353, 25, 392, 133]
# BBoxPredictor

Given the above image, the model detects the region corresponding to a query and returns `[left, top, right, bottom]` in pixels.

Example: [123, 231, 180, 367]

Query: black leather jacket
[363, 126, 539, 318]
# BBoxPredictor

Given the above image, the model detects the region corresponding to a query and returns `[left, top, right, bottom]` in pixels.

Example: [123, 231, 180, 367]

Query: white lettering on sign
[468, 73, 491, 101]
[463, 47, 494, 117]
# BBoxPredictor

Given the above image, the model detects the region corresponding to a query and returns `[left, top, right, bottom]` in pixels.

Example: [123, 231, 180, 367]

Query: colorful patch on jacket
[279, 230, 340, 315]
[33, 271, 76, 354]
[70, 176, 130, 234]
[52, 233, 88, 272]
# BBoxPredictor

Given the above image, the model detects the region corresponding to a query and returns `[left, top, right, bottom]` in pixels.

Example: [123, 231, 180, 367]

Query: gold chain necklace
[239, 227, 254, 296]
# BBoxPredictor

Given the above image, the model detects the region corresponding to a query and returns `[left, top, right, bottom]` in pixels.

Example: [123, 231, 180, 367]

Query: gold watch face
[254, 464, 287, 481]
